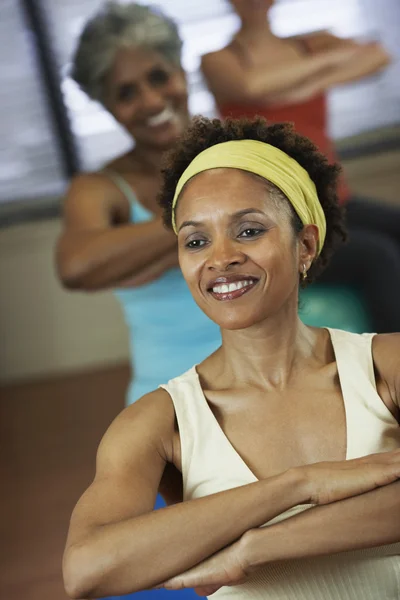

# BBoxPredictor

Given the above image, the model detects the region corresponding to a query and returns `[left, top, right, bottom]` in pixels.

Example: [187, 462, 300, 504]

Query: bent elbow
[63, 548, 91, 598]
[63, 545, 101, 599]
[56, 255, 90, 291]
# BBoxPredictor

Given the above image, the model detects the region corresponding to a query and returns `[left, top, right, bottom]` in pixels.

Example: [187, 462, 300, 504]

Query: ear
[297, 224, 319, 276]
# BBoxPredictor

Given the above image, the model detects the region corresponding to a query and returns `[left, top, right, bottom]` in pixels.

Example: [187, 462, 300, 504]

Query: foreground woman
[63, 117, 400, 599]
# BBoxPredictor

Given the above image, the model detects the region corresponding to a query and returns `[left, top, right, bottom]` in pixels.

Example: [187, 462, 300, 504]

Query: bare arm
[157, 456, 400, 595]
[372, 333, 400, 412]
[160, 334, 400, 593]
[269, 41, 391, 105]
[63, 389, 308, 598]
[201, 46, 352, 105]
[244, 479, 400, 570]
[63, 383, 400, 600]
[56, 173, 177, 291]
[245, 332, 400, 565]
[118, 248, 178, 288]
[202, 36, 390, 106]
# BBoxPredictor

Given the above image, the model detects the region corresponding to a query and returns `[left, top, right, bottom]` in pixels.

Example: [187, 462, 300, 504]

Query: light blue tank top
[108, 171, 221, 405]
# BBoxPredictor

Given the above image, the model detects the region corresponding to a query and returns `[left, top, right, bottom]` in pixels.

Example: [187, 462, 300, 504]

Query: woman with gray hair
[56, 2, 221, 411]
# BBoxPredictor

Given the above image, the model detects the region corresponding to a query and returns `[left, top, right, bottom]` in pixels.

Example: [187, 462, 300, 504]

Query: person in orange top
[201, 0, 400, 332]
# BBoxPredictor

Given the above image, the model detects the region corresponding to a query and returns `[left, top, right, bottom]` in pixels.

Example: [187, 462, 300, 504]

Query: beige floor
[0, 364, 129, 600]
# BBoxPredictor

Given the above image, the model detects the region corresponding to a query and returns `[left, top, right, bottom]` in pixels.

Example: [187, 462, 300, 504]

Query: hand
[361, 41, 392, 66]
[156, 539, 250, 597]
[300, 449, 400, 505]
[118, 249, 179, 288]
[327, 44, 363, 64]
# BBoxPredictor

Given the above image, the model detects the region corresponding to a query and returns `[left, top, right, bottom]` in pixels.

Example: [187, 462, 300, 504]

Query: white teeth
[212, 280, 254, 294]
[147, 107, 174, 127]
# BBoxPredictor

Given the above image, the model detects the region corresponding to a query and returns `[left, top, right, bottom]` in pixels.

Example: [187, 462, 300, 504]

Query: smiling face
[175, 168, 317, 330]
[105, 46, 189, 151]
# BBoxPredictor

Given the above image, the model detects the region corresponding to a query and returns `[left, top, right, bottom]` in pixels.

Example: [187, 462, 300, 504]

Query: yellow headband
[171, 139, 326, 254]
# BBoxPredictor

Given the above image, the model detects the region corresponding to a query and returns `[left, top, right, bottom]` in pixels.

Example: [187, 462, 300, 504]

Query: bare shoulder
[94, 388, 179, 493]
[67, 171, 125, 203]
[65, 388, 179, 548]
[104, 388, 183, 506]
[372, 333, 400, 412]
[104, 388, 177, 461]
[201, 47, 234, 72]
[200, 46, 250, 104]
[63, 170, 130, 228]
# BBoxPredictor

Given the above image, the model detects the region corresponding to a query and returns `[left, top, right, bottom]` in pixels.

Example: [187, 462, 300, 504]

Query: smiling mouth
[146, 107, 177, 128]
[208, 278, 259, 302]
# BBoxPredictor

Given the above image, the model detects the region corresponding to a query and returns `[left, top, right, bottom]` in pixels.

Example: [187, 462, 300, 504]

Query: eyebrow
[178, 208, 266, 232]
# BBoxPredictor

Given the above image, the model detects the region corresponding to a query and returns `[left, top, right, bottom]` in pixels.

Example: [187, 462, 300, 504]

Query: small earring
[302, 264, 308, 281]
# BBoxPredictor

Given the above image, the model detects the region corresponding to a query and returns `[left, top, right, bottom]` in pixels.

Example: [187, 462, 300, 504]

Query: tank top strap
[102, 169, 137, 203]
[102, 169, 153, 223]
[160, 367, 202, 492]
[327, 328, 399, 458]
[160, 366, 256, 500]
[328, 328, 376, 389]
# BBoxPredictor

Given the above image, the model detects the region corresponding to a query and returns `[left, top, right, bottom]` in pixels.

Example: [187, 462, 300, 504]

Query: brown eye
[118, 83, 137, 102]
[148, 68, 170, 86]
[185, 238, 208, 249]
[238, 227, 265, 238]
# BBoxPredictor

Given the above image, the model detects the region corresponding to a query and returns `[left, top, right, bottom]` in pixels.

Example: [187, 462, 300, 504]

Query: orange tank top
[218, 39, 350, 204]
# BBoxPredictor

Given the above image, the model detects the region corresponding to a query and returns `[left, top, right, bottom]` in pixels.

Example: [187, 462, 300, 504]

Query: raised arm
[56, 173, 177, 291]
[269, 40, 391, 105]
[201, 34, 390, 106]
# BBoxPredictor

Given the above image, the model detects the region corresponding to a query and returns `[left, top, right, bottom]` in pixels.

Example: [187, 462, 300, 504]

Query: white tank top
[160, 328, 400, 599]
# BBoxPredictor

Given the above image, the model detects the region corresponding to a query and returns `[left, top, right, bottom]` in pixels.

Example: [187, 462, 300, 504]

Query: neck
[238, 14, 274, 40]
[218, 300, 319, 390]
[131, 144, 165, 173]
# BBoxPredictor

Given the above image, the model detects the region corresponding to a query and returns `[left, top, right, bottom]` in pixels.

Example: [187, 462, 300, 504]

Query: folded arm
[247, 332, 400, 565]
[56, 173, 177, 291]
[270, 41, 391, 106]
[160, 333, 400, 594]
[161, 476, 400, 596]
[202, 34, 391, 106]
[63, 389, 309, 599]
[244, 478, 400, 569]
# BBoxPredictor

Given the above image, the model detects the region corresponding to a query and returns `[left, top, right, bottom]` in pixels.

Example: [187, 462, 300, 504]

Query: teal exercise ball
[299, 286, 371, 333]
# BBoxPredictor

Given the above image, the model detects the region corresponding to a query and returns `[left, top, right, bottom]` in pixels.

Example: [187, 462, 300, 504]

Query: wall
[0, 219, 129, 382]
[1, 148, 399, 383]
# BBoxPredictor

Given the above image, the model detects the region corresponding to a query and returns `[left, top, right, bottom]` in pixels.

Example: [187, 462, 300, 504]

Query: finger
[194, 585, 222, 596]
[163, 577, 186, 590]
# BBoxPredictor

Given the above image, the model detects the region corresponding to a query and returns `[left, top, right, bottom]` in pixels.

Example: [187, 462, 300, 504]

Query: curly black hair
[159, 116, 347, 284]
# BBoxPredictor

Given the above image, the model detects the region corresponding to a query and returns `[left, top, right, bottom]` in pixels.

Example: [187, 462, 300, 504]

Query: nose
[139, 83, 165, 113]
[206, 238, 246, 272]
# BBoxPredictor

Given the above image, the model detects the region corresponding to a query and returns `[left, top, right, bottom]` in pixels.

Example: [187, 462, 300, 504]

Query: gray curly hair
[71, 2, 183, 102]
